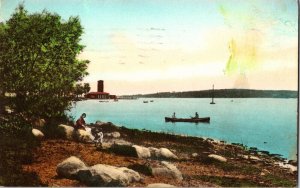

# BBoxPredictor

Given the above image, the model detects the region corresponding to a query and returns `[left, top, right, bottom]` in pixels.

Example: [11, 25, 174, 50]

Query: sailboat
[210, 84, 216, 104]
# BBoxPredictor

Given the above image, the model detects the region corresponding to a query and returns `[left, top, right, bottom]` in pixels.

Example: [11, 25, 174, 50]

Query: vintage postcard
[0, 0, 298, 187]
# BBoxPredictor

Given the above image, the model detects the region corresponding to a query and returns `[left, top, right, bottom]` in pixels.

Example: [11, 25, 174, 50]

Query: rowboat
[165, 117, 210, 123]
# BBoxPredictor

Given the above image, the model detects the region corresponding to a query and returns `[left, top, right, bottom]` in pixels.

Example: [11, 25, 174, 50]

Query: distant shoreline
[121, 89, 298, 99]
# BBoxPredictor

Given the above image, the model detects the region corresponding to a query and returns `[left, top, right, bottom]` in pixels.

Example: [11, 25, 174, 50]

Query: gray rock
[147, 183, 176, 187]
[109, 142, 137, 157]
[133, 145, 151, 158]
[32, 128, 44, 139]
[76, 128, 94, 143]
[152, 161, 183, 181]
[58, 124, 74, 140]
[208, 154, 227, 162]
[56, 156, 87, 178]
[150, 147, 178, 160]
[77, 164, 140, 186]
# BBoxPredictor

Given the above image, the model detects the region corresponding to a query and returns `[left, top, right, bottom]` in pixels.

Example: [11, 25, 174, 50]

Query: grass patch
[195, 175, 259, 187]
[262, 174, 296, 187]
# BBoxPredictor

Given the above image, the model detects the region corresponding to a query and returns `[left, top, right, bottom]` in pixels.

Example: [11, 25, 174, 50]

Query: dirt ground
[22, 123, 297, 187]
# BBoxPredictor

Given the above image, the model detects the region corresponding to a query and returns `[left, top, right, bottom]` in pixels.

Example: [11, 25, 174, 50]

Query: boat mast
[212, 84, 214, 103]
[210, 84, 215, 104]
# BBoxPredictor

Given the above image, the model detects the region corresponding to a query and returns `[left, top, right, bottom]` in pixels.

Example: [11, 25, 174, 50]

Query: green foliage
[0, 115, 43, 186]
[0, 115, 32, 137]
[73, 82, 90, 97]
[42, 114, 73, 139]
[262, 174, 296, 187]
[42, 123, 66, 139]
[0, 4, 89, 118]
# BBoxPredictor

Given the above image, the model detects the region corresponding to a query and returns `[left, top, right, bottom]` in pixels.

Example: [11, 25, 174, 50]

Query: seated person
[74, 113, 87, 130]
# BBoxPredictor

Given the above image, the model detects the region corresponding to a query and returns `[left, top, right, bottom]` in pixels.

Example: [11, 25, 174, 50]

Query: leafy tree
[74, 83, 84, 98]
[83, 83, 91, 94]
[0, 5, 89, 119]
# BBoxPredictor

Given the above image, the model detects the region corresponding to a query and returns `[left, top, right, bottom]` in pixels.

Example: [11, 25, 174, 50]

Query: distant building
[85, 80, 116, 99]
[85, 91, 110, 99]
[97, 80, 104, 92]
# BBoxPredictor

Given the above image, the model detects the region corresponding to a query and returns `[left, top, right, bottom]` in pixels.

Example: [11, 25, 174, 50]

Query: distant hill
[122, 89, 298, 98]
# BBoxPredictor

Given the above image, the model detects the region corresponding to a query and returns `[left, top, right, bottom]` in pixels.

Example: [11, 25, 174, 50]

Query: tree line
[127, 89, 298, 98]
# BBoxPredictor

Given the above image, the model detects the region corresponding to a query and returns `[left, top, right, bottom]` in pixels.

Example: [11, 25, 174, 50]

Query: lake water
[67, 98, 298, 160]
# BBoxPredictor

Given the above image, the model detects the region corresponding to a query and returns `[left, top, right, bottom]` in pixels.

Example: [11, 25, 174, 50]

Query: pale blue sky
[0, 0, 298, 94]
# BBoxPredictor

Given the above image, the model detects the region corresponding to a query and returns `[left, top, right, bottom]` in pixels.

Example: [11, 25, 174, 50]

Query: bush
[42, 114, 73, 139]
[0, 115, 43, 186]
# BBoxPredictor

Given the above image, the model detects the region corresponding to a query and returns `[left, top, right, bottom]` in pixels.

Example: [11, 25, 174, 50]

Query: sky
[0, 0, 298, 95]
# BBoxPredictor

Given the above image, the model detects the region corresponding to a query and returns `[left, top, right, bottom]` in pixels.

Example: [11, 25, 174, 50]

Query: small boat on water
[99, 100, 109, 102]
[143, 101, 148, 103]
[165, 117, 210, 123]
[210, 84, 215, 104]
[150, 100, 154, 102]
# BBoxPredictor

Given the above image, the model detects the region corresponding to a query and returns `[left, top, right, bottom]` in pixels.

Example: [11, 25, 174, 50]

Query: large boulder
[149, 147, 178, 160]
[109, 141, 137, 157]
[32, 128, 44, 139]
[152, 161, 183, 181]
[133, 145, 151, 158]
[56, 156, 87, 178]
[76, 128, 94, 143]
[58, 124, 74, 140]
[147, 183, 176, 187]
[208, 154, 227, 162]
[77, 164, 140, 186]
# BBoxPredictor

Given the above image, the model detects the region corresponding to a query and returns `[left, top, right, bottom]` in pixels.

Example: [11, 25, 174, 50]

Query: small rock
[56, 156, 87, 178]
[112, 131, 121, 138]
[133, 145, 151, 158]
[147, 183, 176, 187]
[208, 154, 227, 162]
[250, 156, 261, 161]
[152, 161, 183, 181]
[105, 131, 121, 138]
[192, 153, 198, 157]
[288, 160, 297, 166]
[150, 147, 178, 160]
[32, 128, 44, 139]
[95, 121, 106, 126]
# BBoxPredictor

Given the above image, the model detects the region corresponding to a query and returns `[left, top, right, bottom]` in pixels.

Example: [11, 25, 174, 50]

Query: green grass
[195, 175, 259, 187]
[262, 174, 296, 187]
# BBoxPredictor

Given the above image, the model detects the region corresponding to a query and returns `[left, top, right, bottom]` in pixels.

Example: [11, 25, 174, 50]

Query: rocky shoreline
[27, 120, 297, 187]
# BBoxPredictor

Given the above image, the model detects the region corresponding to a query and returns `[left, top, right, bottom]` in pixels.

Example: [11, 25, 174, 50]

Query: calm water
[68, 98, 297, 160]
